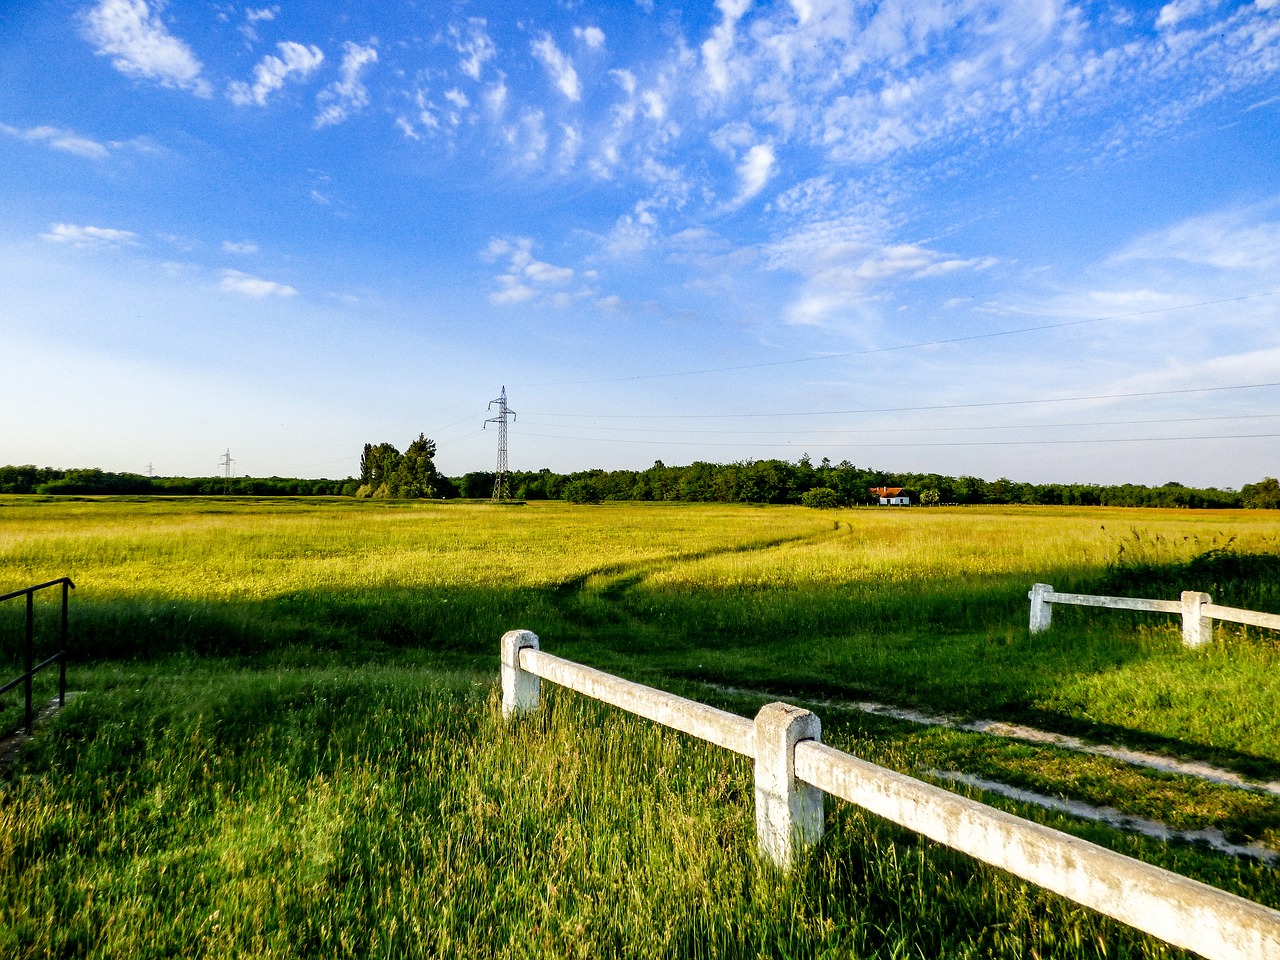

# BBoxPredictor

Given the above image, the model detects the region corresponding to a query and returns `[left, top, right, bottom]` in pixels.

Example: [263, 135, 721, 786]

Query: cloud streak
[1, 123, 109, 159]
[41, 223, 139, 247]
[220, 269, 297, 297]
[82, 0, 210, 96]
[315, 41, 378, 128]
[229, 41, 325, 107]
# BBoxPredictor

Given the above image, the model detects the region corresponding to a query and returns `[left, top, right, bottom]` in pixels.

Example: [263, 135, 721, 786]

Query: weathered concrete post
[1029, 583, 1054, 633]
[501, 629, 541, 718]
[1181, 591, 1213, 648]
[754, 702, 824, 869]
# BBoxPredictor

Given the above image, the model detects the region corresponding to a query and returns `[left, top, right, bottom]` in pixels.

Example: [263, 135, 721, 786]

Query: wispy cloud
[315, 41, 378, 128]
[222, 240, 259, 254]
[41, 223, 139, 247]
[220, 269, 297, 297]
[731, 142, 776, 207]
[239, 5, 279, 45]
[228, 41, 324, 107]
[1, 123, 108, 159]
[531, 34, 581, 101]
[81, 0, 210, 97]
[763, 216, 998, 328]
[1111, 206, 1280, 271]
[453, 18, 496, 81]
[701, 0, 751, 95]
[483, 236, 576, 304]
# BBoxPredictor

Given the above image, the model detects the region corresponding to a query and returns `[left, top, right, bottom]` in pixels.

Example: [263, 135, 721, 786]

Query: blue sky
[2, 0, 1279, 486]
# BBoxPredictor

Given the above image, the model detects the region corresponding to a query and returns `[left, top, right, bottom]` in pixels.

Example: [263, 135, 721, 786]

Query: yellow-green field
[3, 496, 1280, 958]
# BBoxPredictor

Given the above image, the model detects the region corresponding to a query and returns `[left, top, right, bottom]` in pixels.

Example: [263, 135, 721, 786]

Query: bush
[800, 487, 839, 509]
[562, 479, 601, 504]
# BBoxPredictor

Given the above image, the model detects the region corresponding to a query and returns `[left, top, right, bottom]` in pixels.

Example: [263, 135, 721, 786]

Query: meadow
[3, 496, 1280, 957]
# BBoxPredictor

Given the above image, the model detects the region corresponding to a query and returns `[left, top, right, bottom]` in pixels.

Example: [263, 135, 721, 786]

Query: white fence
[500, 630, 1280, 960]
[1029, 583, 1280, 646]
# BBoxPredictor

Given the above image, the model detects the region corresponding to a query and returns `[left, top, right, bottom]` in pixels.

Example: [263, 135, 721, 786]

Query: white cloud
[315, 41, 378, 128]
[453, 18, 496, 81]
[485, 78, 509, 115]
[531, 34, 581, 101]
[733, 142, 777, 205]
[82, 0, 210, 96]
[0, 123, 108, 159]
[701, 0, 752, 95]
[228, 41, 324, 107]
[220, 269, 297, 297]
[559, 123, 583, 170]
[763, 218, 1000, 327]
[1156, 0, 1214, 30]
[574, 26, 606, 50]
[1112, 207, 1280, 271]
[41, 223, 139, 247]
[484, 236, 576, 304]
[222, 240, 259, 254]
[502, 108, 549, 164]
[239, 5, 279, 44]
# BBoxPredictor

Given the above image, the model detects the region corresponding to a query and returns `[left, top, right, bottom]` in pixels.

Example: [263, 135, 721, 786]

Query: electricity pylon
[219, 449, 235, 495]
[484, 386, 516, 501]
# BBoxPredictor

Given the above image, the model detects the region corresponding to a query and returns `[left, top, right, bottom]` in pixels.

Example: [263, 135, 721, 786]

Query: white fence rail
[1028, 583, 1280, 647]
[500, 630, 1280, 960]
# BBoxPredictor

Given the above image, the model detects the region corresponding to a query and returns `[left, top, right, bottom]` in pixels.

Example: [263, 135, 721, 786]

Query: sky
[2, 0, 1279, 487]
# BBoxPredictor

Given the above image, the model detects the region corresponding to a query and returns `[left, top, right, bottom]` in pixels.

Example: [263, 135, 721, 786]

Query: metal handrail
[1, 577, 74, 733]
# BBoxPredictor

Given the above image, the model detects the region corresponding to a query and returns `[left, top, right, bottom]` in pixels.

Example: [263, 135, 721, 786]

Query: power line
[527, 380, 1280, 421]
[516, 430, 1280, 449]
[516, 411, 1280, 437]
[522, 290, 1280, 387]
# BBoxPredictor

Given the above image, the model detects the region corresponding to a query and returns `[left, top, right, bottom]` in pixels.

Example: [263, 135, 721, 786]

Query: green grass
[4, 496, 1280, 957]
[5, 661, 1263, 959]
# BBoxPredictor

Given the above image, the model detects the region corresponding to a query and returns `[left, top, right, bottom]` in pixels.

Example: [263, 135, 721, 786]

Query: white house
[870, 486, 910, 505]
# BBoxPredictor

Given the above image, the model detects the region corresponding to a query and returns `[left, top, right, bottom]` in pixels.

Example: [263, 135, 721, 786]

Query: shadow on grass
[4, 542, 1280, 777]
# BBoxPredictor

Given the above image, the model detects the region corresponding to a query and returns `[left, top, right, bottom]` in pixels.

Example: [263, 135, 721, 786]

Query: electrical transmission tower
[484, 386, 516, 502]
[219, 449, 235, 495]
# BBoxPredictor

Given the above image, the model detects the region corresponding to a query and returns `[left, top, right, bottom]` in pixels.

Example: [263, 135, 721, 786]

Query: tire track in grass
[928, 769, 1280, 864]
[704, 682, 1280, 796]
[549, 528, 834, 603]
[703, 682, 1280, 862]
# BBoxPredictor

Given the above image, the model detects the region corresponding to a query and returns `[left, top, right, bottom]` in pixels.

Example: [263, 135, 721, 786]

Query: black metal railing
[1, 577, 74, 733]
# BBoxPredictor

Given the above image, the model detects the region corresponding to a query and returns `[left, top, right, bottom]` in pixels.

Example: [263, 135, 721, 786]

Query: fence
[500, 629, 1280, 960]
[1, 577, 73, 733]
[1028, 583, 1280, 646]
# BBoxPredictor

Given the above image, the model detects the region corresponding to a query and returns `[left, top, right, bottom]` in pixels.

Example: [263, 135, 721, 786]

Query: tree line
[4, 453, 1278, 508]
[454, 458, 1262, 509]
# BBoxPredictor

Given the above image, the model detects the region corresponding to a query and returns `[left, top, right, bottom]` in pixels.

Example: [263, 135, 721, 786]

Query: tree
[920, 489, 940, 506]
[800, 487, 839, 509]
[358, 436, 438, 499]
[1243, 477, 1280, 509]
[389, 434, 439, 498]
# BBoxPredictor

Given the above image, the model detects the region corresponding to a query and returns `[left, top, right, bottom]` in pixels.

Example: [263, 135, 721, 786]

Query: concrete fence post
[1181, 592, 1213, 648]
[501, 629, 541, 718]
[1029, 583, 1054, 633]
[753, 702, 824, 869]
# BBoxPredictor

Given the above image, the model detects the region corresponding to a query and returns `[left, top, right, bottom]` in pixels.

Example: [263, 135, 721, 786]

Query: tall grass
[4, 497, 1280, 957]
[4, 662, 1256, 958]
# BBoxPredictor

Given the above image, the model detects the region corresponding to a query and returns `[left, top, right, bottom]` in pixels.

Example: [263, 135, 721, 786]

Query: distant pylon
[219, 448, 235, 494]
[484, 386, 516, 501]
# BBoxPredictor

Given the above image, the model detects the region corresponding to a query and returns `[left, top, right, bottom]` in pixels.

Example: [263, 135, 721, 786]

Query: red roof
[869, 486, 904, 496]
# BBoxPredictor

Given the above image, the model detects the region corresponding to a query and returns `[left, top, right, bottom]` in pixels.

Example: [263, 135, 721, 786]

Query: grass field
[3, 496, 1280, 957]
